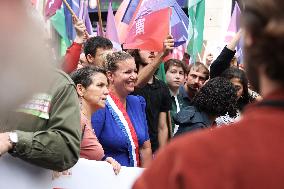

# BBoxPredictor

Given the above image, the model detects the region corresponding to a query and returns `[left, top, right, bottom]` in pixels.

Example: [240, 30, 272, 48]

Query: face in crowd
[72, 67, 109, 112]
[107, 52, 138, 97]
[83, 72, 109, 111]
[230, 78, 244, 99]
[166, 65, 186, 90]
[186, 64, 208, 92]
[77, 53, 88, 70]
[138, 50, 159, 66]
[84, 36, 113, 67]
[86, 47, 113, 67]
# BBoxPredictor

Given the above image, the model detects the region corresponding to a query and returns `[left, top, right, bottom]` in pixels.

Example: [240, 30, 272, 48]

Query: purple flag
[96, 22, 104, 37]
[45, 0, 62, 19]
[121, 0, 141, 24]
[106, 2, 121, 50]
[225, 2, 241, 42]
[79, 0, 93, 35]
[225, 2, 243, 64]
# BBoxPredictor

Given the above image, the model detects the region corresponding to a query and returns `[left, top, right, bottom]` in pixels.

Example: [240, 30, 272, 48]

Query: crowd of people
[1, 0, 284, 188]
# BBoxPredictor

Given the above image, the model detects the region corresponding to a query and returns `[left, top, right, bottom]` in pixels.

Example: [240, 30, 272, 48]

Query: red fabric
[109, 92, 140, 166]
[62, 42, 82, 74]
[80, 113, 104, 161]
[133, 89, 284, 189]
[123, 8, 171, 52]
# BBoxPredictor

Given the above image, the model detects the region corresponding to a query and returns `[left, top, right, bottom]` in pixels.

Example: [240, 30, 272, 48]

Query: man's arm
[9, 83, 81, 171]
[135, 35, 174, 88]
[158, 112, 169, 149]
[62, 17, 87, 73]
[210, 30, 243, 78]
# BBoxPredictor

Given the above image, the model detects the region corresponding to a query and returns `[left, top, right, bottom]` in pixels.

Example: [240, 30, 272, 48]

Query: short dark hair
[164, 59, 187, 75]
[128, 49, 143, 71]
[105, 51, 133, 72]
[192, 77, 238, 117]
[84, 36, 113, 58]
[188, 62, 210, 80]
[70, 66, 106, 88]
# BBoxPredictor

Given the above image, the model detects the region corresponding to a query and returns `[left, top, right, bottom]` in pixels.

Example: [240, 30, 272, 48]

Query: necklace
[81, 110, 91, 123]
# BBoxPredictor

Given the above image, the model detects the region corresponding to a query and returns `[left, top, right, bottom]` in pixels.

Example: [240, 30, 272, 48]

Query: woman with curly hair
[91, 51, 152, 167]
[215, 67, 261, 126]
[174, 77, 238, 136]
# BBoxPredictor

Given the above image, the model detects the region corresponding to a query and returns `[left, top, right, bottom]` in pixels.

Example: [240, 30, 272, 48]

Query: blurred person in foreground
[133, 0, 284, 188]
[0, 1, 81, 171]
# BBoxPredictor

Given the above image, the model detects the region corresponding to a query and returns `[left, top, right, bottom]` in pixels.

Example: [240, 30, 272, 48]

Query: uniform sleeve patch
[17, 93, 52, 119]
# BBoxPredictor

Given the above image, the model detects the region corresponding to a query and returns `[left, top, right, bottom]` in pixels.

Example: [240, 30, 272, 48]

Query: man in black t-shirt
[130, 43, 173, 153]
[133, 75, 172, 153]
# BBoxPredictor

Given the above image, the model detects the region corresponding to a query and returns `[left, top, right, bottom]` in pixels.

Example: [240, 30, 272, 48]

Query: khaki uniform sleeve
[13, 83, 81, 171]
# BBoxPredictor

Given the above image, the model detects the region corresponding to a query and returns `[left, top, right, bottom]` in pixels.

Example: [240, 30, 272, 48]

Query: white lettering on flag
[48, 0, 55, 8]
[135, 18, 146, 35]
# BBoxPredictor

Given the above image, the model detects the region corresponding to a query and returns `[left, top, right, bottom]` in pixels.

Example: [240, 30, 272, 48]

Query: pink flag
[163, 44, 186, 61]
[106, 2, 121, 50]
[225, 2, 241, 43]
[115, 0, 131, 44]
[44, 0, 63, 19]
[123, 7, 171, 52]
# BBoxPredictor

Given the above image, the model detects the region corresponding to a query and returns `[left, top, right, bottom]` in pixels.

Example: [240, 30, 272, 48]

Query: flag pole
[169, 7, 172, 35]
[96, 0, 104, 37]
[62, 0, 79, 20]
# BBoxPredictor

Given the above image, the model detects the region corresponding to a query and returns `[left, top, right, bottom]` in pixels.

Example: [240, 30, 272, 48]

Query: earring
[79, 96, 83, 109]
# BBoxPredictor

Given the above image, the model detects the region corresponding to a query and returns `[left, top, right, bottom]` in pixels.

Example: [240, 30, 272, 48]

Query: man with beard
[132, 0, 284, 188]
[178, 62, 209, 107]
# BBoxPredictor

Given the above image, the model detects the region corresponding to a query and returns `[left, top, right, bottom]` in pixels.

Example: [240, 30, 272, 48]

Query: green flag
[156, 63, 166, 82]
[187, 0, 205, 61]
[50, 7, 71, 52]
[60, 37, 68, 57]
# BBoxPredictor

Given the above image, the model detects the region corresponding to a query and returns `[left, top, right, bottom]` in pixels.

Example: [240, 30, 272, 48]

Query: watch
[8, 132, 18, 154]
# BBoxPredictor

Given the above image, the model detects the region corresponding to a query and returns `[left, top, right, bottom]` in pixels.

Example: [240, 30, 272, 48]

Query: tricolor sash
[106, 93, 140, 167]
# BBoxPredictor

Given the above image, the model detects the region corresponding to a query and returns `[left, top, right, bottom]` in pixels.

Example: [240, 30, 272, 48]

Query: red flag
[123, 7, 171, 52]
[45, 0, 63, 19]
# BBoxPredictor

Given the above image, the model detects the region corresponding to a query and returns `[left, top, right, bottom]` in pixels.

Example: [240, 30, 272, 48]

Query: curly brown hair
[192, 77, 238, 117]
[105, 51, 134, 72]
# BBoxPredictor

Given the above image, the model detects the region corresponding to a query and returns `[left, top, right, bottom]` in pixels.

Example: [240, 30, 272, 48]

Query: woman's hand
[105, 157, 121, 175]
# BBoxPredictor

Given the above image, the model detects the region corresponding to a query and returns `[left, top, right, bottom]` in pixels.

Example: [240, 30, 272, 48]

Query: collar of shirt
[178, 85, 190, 100]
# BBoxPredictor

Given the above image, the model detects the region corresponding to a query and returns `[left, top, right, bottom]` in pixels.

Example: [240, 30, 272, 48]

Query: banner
[0, 155, 144, 189]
